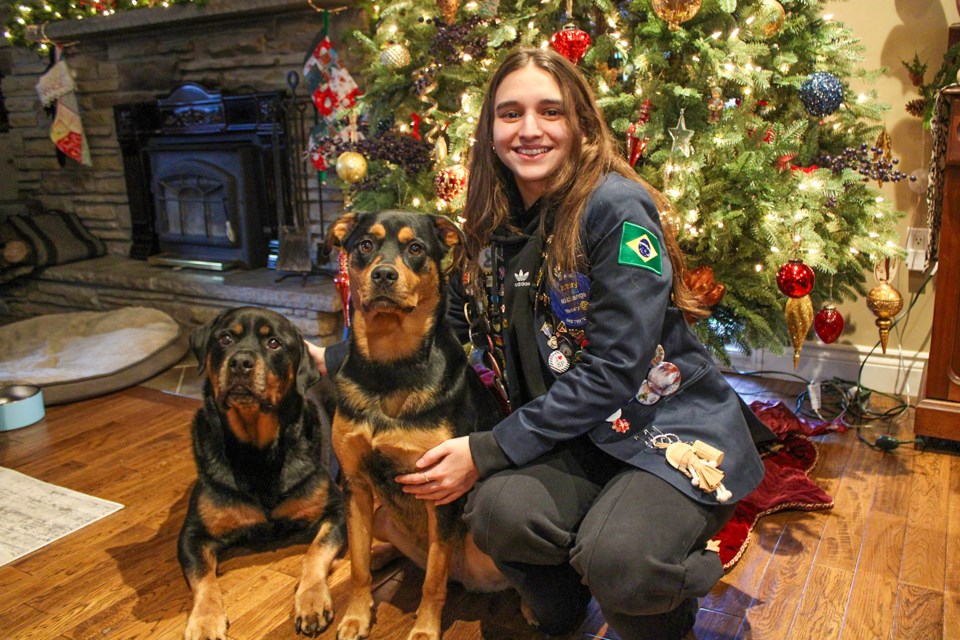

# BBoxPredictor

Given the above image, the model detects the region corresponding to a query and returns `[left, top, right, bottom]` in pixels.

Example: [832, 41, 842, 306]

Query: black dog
[178, 306, 344, 640]
[326, 210, 508, 640]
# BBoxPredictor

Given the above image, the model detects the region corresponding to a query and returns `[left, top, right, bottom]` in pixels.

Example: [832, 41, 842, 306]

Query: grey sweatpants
[463, 436, 736, 640]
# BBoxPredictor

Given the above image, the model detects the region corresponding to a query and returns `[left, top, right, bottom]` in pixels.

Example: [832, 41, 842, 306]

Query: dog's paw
[183, 610, 229, 640]
[407, 627, 442, 640]
[335, 595, 373, 640]
[294, 583, 335, 637]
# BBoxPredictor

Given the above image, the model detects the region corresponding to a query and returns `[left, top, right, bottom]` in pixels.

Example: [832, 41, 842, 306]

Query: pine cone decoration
[906, 98, 926, 118]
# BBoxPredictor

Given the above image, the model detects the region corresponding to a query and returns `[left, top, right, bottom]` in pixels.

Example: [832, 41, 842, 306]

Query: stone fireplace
[0, 0, 361, 340]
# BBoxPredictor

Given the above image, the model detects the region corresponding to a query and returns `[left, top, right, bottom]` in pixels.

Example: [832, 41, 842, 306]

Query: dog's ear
[190, 309, 230, 374]
[326, 212, 359, 253]
[434, 214, 465, 273]
[296, 335, 322, 394]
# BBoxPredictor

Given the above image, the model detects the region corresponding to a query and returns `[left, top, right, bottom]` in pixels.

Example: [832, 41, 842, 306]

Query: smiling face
[492, 62, 575, 209]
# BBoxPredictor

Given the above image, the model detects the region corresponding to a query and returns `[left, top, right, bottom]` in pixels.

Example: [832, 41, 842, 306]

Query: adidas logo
[514, 269, 531, 287]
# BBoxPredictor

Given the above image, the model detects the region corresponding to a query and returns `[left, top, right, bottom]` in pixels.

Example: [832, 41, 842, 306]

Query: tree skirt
[0, 307, 187, 406]
[715, 401, 835, 570]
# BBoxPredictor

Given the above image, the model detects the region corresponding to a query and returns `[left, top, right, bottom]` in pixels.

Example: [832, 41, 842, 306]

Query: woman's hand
[395, 436, 479, 505]
[304, 340, 327, 376]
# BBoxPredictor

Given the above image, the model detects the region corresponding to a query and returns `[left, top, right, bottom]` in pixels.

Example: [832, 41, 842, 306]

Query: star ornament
[669, 109, 694, 158]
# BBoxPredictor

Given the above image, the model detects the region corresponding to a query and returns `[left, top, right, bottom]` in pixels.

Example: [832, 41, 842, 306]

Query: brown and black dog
[327, 210, 509, 640]
[178, 306, 344, 640]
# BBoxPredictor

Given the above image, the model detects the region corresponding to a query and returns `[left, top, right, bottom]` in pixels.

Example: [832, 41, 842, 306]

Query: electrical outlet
[905, 227, 930, 272]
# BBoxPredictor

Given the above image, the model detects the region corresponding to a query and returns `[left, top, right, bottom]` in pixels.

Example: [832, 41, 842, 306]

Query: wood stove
[115, 83, 288, 270]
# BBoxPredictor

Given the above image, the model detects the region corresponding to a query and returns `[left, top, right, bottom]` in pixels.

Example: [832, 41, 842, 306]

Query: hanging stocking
[36, 50, 91, 166]
[303, 11, 362, 180]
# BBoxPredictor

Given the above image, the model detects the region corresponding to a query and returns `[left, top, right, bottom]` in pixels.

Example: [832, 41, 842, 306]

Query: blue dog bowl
[0, 384, 45, 431]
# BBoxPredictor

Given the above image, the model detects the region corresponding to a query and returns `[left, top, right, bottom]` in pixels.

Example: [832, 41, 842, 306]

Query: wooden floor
[0, 374, 958, 639]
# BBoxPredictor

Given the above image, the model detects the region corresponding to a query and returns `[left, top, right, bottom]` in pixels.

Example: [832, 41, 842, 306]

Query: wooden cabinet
[915, 86, 960, 442]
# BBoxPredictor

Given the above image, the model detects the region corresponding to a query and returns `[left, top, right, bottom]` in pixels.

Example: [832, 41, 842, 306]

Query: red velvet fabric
[715, 401, 835, 569]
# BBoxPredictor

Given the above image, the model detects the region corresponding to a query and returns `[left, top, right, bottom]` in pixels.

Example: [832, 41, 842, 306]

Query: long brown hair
[462, 47, 706, 319]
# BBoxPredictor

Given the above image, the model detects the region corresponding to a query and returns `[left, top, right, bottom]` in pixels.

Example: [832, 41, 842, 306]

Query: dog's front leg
[408, 501, 453, 640]
[295, 516, 345, 637]
[337, 478, 376, 640]
[178, 529, 227, 640]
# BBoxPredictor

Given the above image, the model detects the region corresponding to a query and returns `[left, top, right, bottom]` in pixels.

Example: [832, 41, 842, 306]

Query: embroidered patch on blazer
[618, 221, 663, 275]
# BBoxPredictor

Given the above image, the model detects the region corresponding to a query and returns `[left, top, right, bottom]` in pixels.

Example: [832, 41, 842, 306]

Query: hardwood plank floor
[0, 372, 957, 640]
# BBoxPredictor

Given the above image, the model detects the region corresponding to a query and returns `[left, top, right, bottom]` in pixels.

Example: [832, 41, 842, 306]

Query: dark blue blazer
[458, 173, 770, 505]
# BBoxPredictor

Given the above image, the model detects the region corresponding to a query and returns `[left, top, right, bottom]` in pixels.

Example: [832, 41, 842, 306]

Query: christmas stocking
[302, 21, 362, 175]
[36, 52, 91, 166]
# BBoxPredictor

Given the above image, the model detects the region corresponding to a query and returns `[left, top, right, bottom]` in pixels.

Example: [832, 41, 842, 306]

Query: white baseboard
[721, 342, 927, 398]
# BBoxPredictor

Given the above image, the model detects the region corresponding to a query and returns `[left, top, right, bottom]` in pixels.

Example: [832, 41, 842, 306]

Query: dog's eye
[408, 242, 424, 256]
[358, 239, 374, 253]
[266, 337, 282, 350]
[218, 334, 234, 346]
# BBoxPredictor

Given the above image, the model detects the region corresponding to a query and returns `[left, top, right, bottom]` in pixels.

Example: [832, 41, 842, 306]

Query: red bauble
[814, 305, 844, 344]
[776, 259, 815, 298]
[434, 164, 467, 201]
[549, 24, 592, 64]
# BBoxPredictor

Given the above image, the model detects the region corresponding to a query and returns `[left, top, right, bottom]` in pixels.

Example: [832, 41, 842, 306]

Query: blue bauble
[799, 71, 844, 117]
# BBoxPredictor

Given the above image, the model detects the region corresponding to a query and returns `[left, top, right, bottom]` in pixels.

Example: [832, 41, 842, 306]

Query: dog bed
[0, 307, 187, 406]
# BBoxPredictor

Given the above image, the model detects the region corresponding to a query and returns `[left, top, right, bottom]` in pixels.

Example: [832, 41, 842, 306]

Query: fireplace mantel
[44, 0, 349, 41]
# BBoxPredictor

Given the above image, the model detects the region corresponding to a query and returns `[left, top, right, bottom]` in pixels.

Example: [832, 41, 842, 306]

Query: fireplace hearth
[115, 83, 289, 270]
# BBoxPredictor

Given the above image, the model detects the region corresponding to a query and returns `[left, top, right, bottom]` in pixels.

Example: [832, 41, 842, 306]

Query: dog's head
[190, 306, 320, 412]
[325, 210, 463, 322]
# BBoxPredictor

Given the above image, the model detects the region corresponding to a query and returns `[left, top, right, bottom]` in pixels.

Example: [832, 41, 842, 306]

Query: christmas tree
[326, 0, 907, 359]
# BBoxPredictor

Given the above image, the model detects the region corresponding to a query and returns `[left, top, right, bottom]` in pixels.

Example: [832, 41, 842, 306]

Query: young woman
[311, 47, 773, 640]
[390, 47, 774, 640]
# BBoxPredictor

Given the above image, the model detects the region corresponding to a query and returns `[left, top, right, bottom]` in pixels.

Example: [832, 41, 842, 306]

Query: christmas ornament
[668, 109, 694, 157]
[908, 168, 929, 195]
[626, 121, 649, 166]
[799, 71, 844, 117]
[820, 143, 908, 184]
[874, 125, 892, 188]
[866, 259, 904, 354]
[785, 294, 813, 369]
[813, 304, 844, 344]
[550, 24, 592, 64]
[434, 164, 467, 201]
[652, 0, 703, 31]
[776, 259, 815, 298]
[707, 87, 724, 124]
[437, 0, 459, 24]
[36, 53, 91, 166]
[336, 151, 368, 183]
[637, 99, 653, 125]
[743, 0, 785, 40]
[866, 281, 903, 353]
[683, 265, 725, 322]
[380, 43, 411, 68]
[335, 250, 351, 334]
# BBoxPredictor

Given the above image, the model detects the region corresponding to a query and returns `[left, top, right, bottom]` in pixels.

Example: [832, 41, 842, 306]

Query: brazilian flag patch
[618, 221, 663, 275]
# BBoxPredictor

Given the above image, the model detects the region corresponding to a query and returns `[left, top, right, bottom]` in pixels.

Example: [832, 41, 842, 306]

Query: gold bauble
[866, 281, 904, 354]
[743, 0, 785, 40]
[335, 152, 368, 184]
[380, 43, 411, 69]
[785, 294, 813, 369]
[652, 0, 703, 31]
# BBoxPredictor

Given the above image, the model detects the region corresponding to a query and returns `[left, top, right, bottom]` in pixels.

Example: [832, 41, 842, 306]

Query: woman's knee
[464, 475, 571, 564]
[574, 543, 723, 616]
